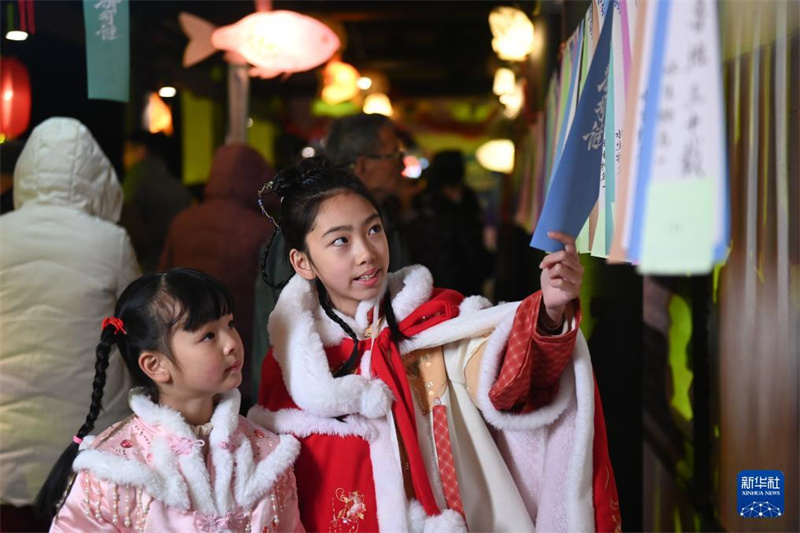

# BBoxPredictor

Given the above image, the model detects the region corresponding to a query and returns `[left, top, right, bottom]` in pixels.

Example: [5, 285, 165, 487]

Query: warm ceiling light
[476, 139, 515, 173]
[489, 7, 535, 61]
[493, 68, 516, 96]
[5, 30, 28, 42]
[158, 86, 177, 98]
[500, 81, 525, 118]
[363, 92, 393, 117]
[356, 76, 372, 90]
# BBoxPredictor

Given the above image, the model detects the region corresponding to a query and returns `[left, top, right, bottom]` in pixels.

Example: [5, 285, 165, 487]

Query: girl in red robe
[249, 156, 620, 532]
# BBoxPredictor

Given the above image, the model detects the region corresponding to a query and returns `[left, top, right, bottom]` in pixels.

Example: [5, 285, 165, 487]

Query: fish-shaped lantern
[180, 11, 341, 79]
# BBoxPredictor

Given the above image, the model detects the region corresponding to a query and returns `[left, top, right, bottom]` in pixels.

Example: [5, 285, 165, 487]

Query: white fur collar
[129, 388, 240, 443]
[267, 265, 505, 420]
[277, 265, 435, 346]
[267, 266, 436, 419]
[74, 389, 300, 515]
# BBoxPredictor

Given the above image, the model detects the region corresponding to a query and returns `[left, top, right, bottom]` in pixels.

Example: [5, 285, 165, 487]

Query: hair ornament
[257, 181, 280, 228]
[101, 316, 126, 335]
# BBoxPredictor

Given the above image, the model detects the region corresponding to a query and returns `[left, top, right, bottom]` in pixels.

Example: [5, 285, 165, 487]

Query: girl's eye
[228, 320, 235, 329]
[368, 224, 383, 235]
[332, 236, 349, 246]
[202, 332, 216, 341]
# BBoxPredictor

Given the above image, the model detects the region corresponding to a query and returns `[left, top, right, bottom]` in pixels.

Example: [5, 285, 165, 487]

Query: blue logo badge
[738, 470, 784, 518]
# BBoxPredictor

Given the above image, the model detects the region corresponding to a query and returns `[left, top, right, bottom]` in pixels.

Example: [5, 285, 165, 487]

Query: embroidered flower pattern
[218, 441, 237, 452]
[193, 509, 248, 532]
[330, 489, 367, 533]
[168, 435, 204, 456]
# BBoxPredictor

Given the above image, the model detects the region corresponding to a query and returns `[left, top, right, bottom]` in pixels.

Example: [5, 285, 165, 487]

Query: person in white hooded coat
[0, 118, 140, 526]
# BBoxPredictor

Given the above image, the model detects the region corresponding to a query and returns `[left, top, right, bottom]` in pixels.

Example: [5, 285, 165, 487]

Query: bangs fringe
[159, 269, 235, 332]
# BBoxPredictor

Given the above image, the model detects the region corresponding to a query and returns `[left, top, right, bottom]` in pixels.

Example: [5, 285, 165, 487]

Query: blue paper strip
[83, 0, 129, 102]
[626, 0, 671, 261]
[530, 0, 614, 252]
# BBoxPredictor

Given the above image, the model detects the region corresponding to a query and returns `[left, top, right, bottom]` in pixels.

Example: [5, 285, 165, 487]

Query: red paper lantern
[0, 57, 32, 140]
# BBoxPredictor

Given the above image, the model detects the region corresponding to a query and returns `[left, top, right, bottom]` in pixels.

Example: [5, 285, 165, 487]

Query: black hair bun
[271, 155, 335, 199]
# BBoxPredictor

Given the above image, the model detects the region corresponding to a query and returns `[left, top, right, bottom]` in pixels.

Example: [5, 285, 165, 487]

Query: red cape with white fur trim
[250, 265, 620, 532]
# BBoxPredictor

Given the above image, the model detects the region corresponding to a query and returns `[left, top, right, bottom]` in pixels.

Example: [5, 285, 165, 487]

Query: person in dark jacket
[121, 131, 192, 273]
[406, 150, 494, 297]
[252, 114, 411, 396]
[159, 144, 276, 409]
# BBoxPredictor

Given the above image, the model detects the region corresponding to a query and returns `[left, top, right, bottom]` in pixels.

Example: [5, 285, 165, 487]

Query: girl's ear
[139, 351, 173, 385]
[289, 248, 316, 281]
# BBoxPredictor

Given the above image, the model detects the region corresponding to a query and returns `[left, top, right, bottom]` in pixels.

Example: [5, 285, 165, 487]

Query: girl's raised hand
[539, 231, 583, 323]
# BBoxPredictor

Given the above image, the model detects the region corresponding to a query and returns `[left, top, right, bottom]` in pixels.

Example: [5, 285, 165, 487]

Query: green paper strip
[83, 0, 129, 102]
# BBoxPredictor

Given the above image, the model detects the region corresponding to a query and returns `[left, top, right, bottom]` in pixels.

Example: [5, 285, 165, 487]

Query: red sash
[338, 288, 465, 517]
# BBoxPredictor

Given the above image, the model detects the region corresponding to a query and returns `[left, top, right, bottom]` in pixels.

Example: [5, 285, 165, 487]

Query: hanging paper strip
[608, 1, 657, 262]
[629, 0, 728, 274]
[530, 0, 614, 253]
[579, 9, 594, 98]
[605, 0, 630, 255]
[542, 73, 558, 206]
[633, 0, 730, 273]
[83, 0, 129, 102]
[552, 26, 582, 181]
[591, 45, 615, 258]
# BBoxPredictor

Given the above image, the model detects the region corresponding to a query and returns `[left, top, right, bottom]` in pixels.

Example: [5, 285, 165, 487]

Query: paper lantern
[363, 92, 393, 117]
[0, 57, 32, 141]
[144, 92, 173, 136]
[180, 11, 340, 79]
[476, 139, 515, 173]
[493, 68, 516, 96]
[499, 81, 525, 119]
[489, 7, 535, 61]
[321, 60, 360, 105]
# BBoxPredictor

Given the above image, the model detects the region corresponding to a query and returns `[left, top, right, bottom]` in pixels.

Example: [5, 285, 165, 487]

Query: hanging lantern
[489, 7, 535, 61]
[476, 139, 515, 173]
[499, 81, 525, 119]
[493, 68, 516, 96]
[363, 92, 393, 117]
[144, 92, 174, 136]
[321, 60, 360, 105]
[0, 57, 32, 141]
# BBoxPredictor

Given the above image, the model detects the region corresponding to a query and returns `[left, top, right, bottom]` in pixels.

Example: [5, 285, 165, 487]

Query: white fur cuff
[408, 500, 467, 533]
[360, 380, 393, 419]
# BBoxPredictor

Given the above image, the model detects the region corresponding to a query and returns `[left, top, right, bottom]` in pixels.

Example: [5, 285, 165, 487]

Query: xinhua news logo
[737, 470, 784, 518]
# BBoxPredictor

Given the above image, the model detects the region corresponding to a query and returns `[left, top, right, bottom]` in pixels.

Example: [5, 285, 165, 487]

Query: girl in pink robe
[36, 268, 303, 533]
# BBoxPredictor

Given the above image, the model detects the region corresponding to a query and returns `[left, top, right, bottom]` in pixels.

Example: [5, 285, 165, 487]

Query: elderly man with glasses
[251, 113, 412, 398]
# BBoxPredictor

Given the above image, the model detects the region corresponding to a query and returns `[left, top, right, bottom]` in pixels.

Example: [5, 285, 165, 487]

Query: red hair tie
[101, 316, 126, 335]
